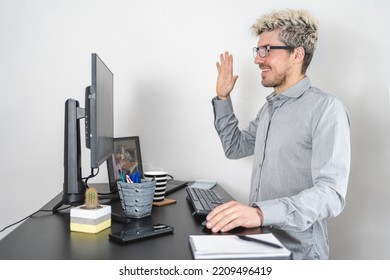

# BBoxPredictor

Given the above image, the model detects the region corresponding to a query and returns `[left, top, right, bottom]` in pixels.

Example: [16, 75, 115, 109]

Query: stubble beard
[260, 62, 291, 89]
[261, 71, 288, 89]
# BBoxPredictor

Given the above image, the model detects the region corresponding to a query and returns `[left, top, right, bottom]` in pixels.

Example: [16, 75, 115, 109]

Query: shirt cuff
[211, 96, 234, 117]
[253, 200, 287, 228]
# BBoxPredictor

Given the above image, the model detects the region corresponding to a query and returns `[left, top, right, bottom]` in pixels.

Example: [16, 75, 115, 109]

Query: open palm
[216, 51, 239, 99]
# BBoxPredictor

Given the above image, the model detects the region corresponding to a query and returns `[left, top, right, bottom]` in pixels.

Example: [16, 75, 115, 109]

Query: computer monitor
[52, 53, 114, 212]
[85, 54, 114, 168]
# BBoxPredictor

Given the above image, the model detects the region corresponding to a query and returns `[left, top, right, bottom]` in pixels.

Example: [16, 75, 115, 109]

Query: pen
[130, 173, 137, 183]
[118, 169, 125, 182]
[236, 235, 283, 249]
[125, 174, 132, 183]
[130, 172, 141, 183]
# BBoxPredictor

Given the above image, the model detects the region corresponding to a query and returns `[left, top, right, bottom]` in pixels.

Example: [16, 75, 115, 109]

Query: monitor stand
[52, 183, 86, 213]
[53, 98, 86, 213]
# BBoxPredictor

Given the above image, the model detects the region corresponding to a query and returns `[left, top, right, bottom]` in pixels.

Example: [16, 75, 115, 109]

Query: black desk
[0, 183, 261, 260]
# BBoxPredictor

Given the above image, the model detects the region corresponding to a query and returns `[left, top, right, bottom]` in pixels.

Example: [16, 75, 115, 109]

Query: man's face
[254, 30, 294, 93]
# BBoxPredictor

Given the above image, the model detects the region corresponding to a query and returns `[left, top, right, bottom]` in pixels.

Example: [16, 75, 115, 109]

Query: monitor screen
[86, 53, 114, 169]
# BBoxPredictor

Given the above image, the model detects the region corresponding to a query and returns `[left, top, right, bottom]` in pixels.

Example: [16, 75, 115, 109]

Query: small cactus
[83, 187, 100, 209]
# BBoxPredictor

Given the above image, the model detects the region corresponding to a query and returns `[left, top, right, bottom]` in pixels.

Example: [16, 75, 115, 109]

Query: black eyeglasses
[252, 45, 294, 59]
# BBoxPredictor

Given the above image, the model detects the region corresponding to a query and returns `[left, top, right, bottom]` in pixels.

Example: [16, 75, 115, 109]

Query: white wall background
[0, 0, 389, 259]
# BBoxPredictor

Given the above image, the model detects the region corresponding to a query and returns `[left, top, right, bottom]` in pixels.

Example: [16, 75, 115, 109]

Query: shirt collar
[266, 76, 311, 102]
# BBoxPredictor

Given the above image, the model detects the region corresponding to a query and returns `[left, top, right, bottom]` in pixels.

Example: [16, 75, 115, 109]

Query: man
[207, 9, 351, 259]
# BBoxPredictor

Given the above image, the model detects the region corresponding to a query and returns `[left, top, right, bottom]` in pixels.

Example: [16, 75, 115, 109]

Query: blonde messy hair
[252, 9, 318, 73]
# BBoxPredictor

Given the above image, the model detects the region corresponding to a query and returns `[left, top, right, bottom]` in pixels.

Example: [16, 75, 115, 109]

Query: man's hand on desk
[205, 201, 263, 233]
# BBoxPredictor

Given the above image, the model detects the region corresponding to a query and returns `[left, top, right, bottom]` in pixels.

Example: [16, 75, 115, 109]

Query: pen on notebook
[236, 235, 283, 249]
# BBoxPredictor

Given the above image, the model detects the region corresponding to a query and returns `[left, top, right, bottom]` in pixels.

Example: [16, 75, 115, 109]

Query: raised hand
[216, 51, 239, 100]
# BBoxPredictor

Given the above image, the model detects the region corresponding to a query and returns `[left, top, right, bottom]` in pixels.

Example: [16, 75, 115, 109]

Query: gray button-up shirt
[212, 76, 350, 259]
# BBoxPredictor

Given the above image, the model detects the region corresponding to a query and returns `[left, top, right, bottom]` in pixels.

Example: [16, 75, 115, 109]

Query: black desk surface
[0, 182, 261, 260]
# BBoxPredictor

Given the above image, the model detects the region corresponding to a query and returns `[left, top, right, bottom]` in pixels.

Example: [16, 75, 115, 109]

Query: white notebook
[189, 233, 291, 260]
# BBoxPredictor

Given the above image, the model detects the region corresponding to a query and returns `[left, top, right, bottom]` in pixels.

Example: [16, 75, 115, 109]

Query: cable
[83, 167, 100, 188]
[0, 205, 72, 233]
[82, 167, 119, 197]
[2, 166, 112, 233]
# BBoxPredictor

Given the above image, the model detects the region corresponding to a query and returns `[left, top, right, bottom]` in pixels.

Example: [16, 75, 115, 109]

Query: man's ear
[293, 46, 305, 63]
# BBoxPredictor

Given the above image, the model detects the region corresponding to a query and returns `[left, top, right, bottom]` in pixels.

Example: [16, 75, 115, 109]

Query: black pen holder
[117, 180, 156, 218]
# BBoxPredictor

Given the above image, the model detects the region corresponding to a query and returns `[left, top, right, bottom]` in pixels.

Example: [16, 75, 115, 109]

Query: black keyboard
[186, 187, 226, 215]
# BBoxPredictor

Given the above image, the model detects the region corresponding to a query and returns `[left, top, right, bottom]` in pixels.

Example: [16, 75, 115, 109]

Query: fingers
[217, 51, 232, 72]
[206, 201, 239, 232]
[206, 201, 262, 233]
[215, 51, 239, 99]
[206, 200, 235, 220]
